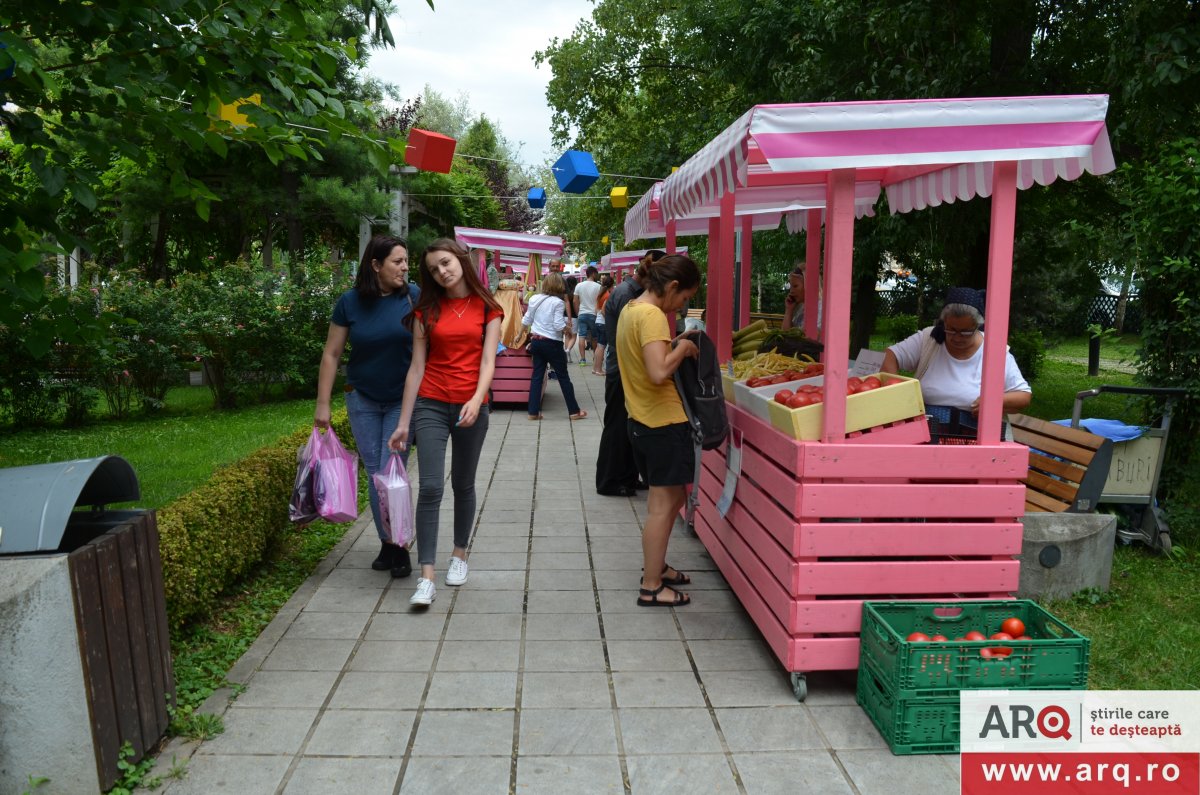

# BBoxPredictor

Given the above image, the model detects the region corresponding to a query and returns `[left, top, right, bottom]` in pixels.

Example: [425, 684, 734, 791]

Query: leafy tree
[0, 0, 432, 357]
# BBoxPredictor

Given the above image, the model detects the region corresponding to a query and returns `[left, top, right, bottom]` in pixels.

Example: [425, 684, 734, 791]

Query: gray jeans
[412, 396, 490, 566]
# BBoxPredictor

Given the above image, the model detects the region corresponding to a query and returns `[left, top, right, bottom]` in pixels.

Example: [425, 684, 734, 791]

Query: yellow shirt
[616, 301, 688, 428]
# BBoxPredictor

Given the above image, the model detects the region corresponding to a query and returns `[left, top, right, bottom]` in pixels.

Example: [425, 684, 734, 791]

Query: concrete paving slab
[605, 639, 693, 672]
[328, 672, 426, 710]
[160, 753, 291, 794]
[518, 708, 619, 756]
[522, 639, 607, 672]
[435, 640, 522, 672]
[230, 671, 339, 709]
[410, 710, 515, 756]
[281, 757, 401, 795]
[303, 585, 385, 613]
[525, 589, 597, 614]
[733, 750, 857, 795]
[304, 709, 415, 756]
[444, 612, 523, 641]
[423, 671, 518, 709]
[515, 755, 625, 795]
[624, 754, 741, 794]
[283, 611, 370, 640]
[197, 707, 318, 755]
[347, 640, 439, 672]
[524, 612, 601, 641]
[714, 706, 827, 752]
[618, 707, 724, 755]
[260, 638, 357, 672]
[521, 671, 613, 709]
[398, 758, 511, 795]
[611, 672, 706, 709]
[839, 748, 962, 795]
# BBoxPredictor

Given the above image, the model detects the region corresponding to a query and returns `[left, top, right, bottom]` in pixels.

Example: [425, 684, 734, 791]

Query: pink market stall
[632, 95, 1114, 700]
[453, 227, 565, 405]
[599, 247, 689, 281]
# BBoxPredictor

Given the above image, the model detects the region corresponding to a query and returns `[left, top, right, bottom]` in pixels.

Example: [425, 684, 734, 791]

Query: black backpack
[674, 330, 730, 451]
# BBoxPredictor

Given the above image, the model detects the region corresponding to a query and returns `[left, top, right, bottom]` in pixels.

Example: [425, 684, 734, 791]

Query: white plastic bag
[372, 451, 415, 547]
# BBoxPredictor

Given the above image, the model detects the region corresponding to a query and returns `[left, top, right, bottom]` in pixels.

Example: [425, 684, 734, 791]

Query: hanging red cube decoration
[609, 187, 628, 208]
[527, 187, 547, 208]
[553, 150, 600, 193]
[405, 128, 457, 173]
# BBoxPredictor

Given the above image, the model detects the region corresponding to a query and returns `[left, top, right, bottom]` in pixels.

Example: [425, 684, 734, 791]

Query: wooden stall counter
[692, 402, 1029, 701]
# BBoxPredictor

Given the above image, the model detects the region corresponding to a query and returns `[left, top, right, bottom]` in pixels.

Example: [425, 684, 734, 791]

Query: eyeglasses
[943, 327, 978, 339]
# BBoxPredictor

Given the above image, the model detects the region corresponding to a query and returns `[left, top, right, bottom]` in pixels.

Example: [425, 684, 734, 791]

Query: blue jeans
[345, 389, 409, 543]
[528, 338, 580, 416]
[411, 397, 490, 566]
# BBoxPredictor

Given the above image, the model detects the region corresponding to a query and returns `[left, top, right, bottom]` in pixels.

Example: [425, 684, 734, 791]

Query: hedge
[156, 412, 356, 629]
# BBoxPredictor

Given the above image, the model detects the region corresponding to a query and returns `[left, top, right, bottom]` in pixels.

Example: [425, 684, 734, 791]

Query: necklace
[448, 296, 472, 319]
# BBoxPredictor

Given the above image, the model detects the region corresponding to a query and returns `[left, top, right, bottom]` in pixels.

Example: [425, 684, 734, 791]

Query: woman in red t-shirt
[389, 239, 504, 607]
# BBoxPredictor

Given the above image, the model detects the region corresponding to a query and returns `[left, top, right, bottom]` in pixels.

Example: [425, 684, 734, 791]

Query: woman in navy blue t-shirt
[316, 235, 420, 578]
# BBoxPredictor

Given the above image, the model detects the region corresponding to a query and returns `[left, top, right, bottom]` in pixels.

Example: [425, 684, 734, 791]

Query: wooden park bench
[1009, 413, 1114, 513]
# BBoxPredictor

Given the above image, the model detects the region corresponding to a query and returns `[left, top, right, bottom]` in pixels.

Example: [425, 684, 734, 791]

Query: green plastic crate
[856, 666, 960, 755]
[860, 600, 1089, 697]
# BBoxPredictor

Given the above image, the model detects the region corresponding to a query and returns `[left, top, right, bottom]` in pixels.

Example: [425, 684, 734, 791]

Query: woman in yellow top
[615, 253, 700, 607]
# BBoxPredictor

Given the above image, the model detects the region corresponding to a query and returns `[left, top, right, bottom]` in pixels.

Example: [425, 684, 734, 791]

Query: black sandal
[642, 564, 691, 586]
[637, 582, 690, 608]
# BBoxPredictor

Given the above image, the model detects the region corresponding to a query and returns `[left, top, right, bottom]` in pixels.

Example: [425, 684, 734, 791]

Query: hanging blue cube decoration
[553, 150, 600, 194]
[527, 187, 546, 208]
[0, 43, 13, 81]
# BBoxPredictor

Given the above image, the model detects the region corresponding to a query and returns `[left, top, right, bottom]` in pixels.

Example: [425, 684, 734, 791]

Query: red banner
[962, 752, 1200, 795]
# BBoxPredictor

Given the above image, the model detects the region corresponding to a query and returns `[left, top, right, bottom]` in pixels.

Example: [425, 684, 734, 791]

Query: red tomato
[981, 646, 1013, 658]
[809, 393, 823, 404]
[1015, 635, 1032, 641]
[862, 376, 882, 390]
[786, 393, 812, 409]
[990, 632, 1013, 641]
[774, 389, 794, 404]
[1000, 617, 1026, 638]
[906, 632, 930, 642]
[964, 630, 986, 641]
[858, 381, 879, 392]
[931, 634, 948, 642]
[746, 377, 765, 388]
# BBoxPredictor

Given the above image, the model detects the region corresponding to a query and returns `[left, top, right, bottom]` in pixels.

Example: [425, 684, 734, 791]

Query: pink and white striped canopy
[656, 95, 1114, 223]
[454, 227, 565, 256]
[623, 179, 878, 241]
[598, 247, 690, 271]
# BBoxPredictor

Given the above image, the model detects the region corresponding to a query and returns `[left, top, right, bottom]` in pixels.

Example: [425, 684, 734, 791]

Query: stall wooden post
[712, 191, 737, 362]
[738, 216, 753, 328]
[820, 169, 856, 443]
[805, 208, 823, 341]
[979, 161, 1019, 444]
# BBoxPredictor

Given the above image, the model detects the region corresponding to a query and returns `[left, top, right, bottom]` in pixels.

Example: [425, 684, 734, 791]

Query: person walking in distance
[573, 266, 602, 367]
[523, 272, 588, 420]
[389, 239, 504, 607]
[315, 235, 419, 579]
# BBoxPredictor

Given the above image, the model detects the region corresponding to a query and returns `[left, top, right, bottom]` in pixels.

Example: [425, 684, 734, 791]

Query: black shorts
[627, 420, 694, 486]
[594, 323, 608, 347]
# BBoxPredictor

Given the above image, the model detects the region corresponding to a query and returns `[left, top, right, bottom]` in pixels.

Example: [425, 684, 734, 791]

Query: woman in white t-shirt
[882, 287, 1031, 419]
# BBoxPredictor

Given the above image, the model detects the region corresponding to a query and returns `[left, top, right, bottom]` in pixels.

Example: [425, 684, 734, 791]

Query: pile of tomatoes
[905, 616, 1031, 659]
[772, 375, 884, 409]
[743, 363, 823, 389]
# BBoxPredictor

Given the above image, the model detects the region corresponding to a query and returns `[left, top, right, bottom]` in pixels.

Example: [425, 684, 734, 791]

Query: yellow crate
[766, 373, 925, 440]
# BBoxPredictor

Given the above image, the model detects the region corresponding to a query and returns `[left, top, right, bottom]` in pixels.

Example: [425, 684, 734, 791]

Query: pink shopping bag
[313, 427, 359, 523]
[372, 451, 415, 547]
[288, 428, 321, 524]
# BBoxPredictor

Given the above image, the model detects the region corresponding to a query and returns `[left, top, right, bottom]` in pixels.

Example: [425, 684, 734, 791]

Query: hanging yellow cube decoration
[217, 94, 262, 128]
[601, 235, 610, 245]
[609, 187, 628, 208]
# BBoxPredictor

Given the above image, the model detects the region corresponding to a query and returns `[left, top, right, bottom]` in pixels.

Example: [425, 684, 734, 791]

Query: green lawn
[0, 386, 335, 508]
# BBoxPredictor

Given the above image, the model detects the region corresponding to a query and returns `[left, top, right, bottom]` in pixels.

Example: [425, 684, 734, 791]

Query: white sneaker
[410, 578, 436, 606]
[445, 556, 469, 586]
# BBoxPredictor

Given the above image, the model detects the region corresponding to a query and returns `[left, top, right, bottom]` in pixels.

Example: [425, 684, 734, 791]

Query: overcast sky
[367, 0, 597, 170]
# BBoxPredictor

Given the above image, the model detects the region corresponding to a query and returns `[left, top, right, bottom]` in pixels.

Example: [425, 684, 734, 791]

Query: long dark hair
[406, 238, 503, 331]
[355, 235, 411, 301]
[636, 253, 700, 296]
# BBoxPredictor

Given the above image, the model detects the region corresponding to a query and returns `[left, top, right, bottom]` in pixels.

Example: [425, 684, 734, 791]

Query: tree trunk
[851, 261, 878, 356]
[149, 212, 170, 283]
[282, 168, 304, 256]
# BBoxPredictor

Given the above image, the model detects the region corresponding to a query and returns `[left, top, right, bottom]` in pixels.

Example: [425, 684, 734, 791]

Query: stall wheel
[790, 672, 808, 702]
[1158, 531, 1173, 555]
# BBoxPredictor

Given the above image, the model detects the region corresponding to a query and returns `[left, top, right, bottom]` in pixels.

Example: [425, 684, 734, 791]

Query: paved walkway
[150, 367, 963, 795]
